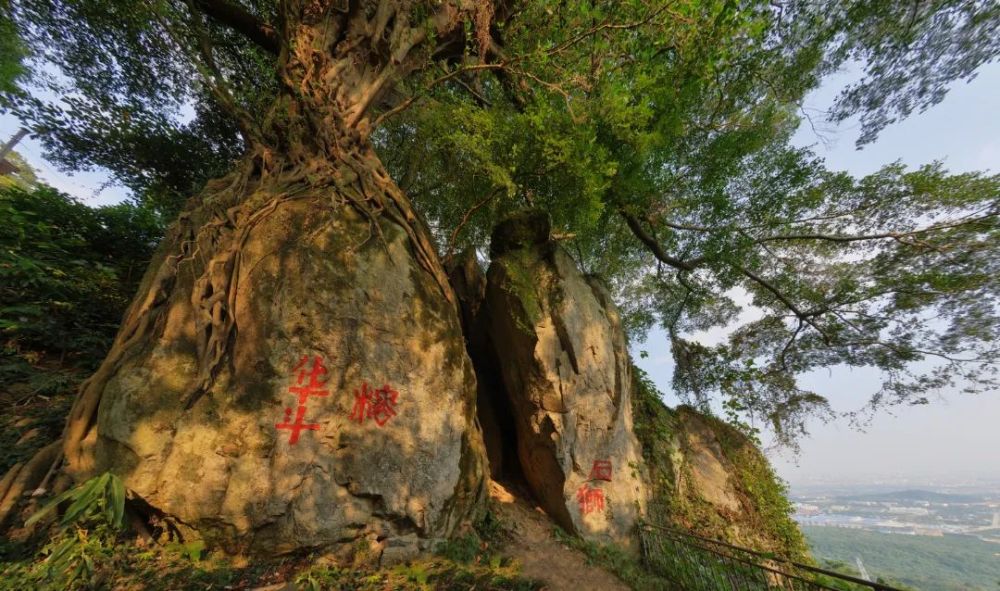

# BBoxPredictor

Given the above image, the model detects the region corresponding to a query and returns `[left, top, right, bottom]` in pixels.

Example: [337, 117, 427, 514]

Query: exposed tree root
[0, 440, 61, 529]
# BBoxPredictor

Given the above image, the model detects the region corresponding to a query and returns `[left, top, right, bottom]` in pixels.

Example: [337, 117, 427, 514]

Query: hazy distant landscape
[792, 485, 1000, 590]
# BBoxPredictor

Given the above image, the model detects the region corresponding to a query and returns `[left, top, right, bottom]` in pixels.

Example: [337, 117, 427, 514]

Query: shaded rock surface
[482, 211, 647, 544]
[92, 195, 487, 556]
[447, 249, 521, 482]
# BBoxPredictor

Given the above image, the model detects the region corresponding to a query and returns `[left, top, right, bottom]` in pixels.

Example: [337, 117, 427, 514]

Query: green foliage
[0, 3, 27, 97]
[4, 0, 257, 216]
[436, 533, 482, 564]
[4, 0, 999, 444]
[821, 1, 1000, 145]
[1, 519, 122, 590]
[0, 183, 163, 371]
[712, 420, 808, 560]
[639, 527, 889, 591]
[804, 526, 999, 591]
[294, 559, 540, 591]
[26, 472, 126, 531]
[380, 2, 1000, 443]
[163, 539, 206, 563]
[629, 365, 681, 522]
[436, 509, 512, 565]
[293, 511, 537, 591]
[0, 473, 126, 590]
[1, 497, 537, 591]
[0, 532, 282, 591]
[0, 183, 161, 475]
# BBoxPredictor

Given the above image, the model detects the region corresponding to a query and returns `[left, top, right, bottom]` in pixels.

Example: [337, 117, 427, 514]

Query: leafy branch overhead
[2, 0, 998, 443]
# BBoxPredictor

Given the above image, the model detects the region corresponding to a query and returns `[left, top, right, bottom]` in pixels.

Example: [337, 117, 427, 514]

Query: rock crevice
[464, 210, 649, 544]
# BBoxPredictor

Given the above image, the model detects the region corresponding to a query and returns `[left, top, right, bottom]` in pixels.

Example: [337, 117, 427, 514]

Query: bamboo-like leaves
[25, 472, 127, 530]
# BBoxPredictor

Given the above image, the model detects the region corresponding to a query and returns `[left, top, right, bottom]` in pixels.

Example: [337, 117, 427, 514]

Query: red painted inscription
[275, 405, 320, 444]
[289, 355, 331, 405]
[576, 483, 605, 515]
[589, 460, 612, 481]
[276, 355, 328, 444]
[350, 381, 399, 427]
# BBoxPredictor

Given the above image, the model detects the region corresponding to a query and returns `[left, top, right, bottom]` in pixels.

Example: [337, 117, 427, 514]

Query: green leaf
[107, 473, 126, 529]
[60, 473, 107, 526]
[24, 487, 76, 527]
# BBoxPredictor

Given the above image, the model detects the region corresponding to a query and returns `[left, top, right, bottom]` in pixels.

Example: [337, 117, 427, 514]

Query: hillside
[803, 526, 1000, 591]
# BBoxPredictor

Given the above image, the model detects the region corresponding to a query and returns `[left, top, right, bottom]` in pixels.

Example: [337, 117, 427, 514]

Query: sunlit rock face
[92, 195, 487, 558]
[483, 210, 648, 545]
[673, 408, 743, 514]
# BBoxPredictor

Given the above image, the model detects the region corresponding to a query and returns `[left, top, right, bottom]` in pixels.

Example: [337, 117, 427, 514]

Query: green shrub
[0, 184, 163, 371]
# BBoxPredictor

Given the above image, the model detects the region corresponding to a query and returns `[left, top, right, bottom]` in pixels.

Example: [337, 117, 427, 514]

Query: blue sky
[3, 61, 998, 487]
[634, 62, 1000, 486]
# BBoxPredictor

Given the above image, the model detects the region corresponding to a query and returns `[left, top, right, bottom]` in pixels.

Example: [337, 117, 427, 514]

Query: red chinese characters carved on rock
[350, 381, 399, 427]
[276, 355, 329, 444]
[589, 460, 612, 481]
[576, 483, 605, 515]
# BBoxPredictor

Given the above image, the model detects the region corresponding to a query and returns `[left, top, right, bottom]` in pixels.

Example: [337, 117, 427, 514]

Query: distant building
[889, 506, 930, 516]
[794, 503, 821, 516]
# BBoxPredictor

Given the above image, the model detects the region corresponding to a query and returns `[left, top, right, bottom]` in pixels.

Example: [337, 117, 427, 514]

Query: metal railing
[639, 524, 905, 591]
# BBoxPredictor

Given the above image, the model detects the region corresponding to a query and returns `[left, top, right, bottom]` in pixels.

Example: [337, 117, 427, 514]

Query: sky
[634, 62, 1000, 487]
[2, 59, 998, 488]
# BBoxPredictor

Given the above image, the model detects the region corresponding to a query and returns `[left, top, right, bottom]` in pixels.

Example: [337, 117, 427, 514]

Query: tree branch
[736, 265, 832, 344]
[445, 189, 499, 262]
[619, 208, 704, 271]
[179, 0, 260, 142]
[759, 212, 997, 244]
[192, 0, 278, 54]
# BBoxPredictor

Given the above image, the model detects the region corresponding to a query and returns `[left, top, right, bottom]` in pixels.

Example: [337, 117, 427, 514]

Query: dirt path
[489, 481, 630, 591]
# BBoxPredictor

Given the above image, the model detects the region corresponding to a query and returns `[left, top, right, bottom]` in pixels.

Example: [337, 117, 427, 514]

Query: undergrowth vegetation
[0, 184, 163, 370]
[0, 182, 162, 471]
[0, 475, 541, 591]
[551, 527, 674, 591]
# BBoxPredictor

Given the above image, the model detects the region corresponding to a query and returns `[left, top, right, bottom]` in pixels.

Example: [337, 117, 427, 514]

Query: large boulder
[483, 211, 647, 544]
[91, 194, 487, 558]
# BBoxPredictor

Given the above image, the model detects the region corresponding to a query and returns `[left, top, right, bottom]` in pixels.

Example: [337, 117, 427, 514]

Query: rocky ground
[488, 480, 631, 591]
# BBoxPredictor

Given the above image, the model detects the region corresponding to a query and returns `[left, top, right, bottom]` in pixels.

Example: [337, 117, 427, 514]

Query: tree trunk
[16, 2, 489, 557]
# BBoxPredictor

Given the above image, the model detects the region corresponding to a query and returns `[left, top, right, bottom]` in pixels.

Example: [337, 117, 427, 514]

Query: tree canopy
[2, 0, 998, 445]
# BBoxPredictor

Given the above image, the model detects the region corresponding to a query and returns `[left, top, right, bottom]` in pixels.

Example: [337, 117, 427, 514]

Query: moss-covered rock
[631, 366, 807, 560]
